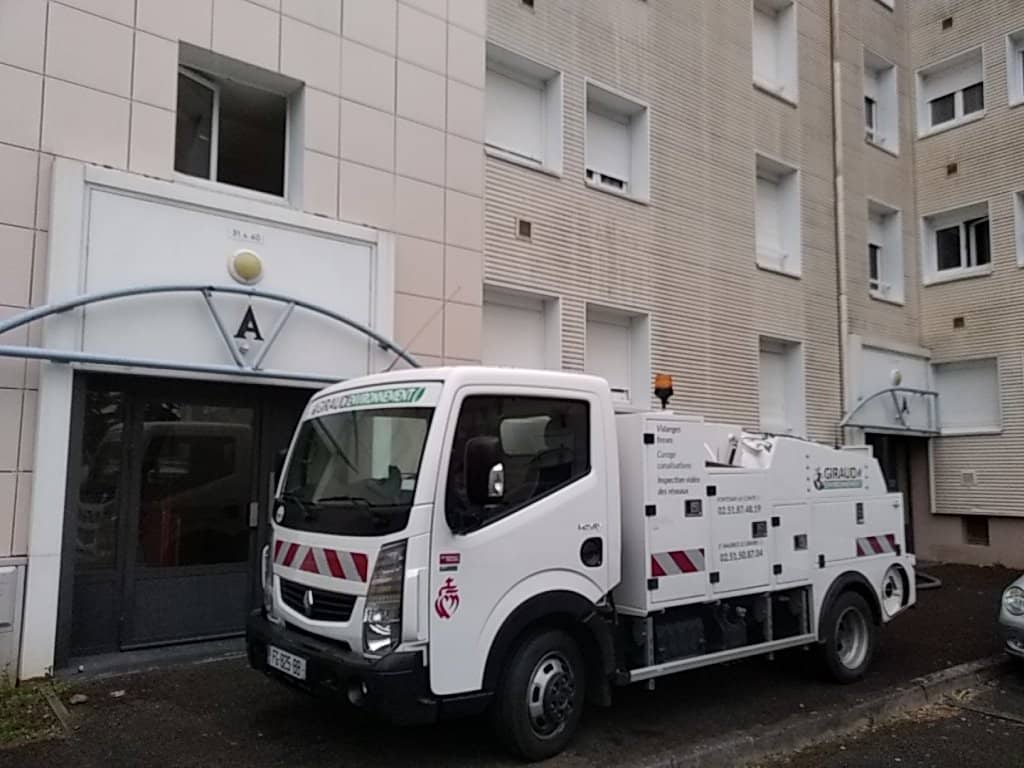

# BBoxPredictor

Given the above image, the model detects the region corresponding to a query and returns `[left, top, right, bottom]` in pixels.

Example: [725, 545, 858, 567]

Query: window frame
[757, 336, 806, 437]
[921, 202, 993, 284]
[584, 303, 652, 408]
[177, 68, 221, 183]
[442, 393, 593, 533]
[583, 79, 651, 203]
[932, 357, 1002, 436]
[484, 44, 564, 177]
[863, 48, 899, 153]
[754, 152, 802, 278]
[1006, 30, 1024, 106]
[868, 242, 881, 292]
[174, 48, 300, 205]
[751, 0, 799, 105]
[864, 95, 877, 141]
[916, 47, 985, 137]
[867, 197, 905, 303]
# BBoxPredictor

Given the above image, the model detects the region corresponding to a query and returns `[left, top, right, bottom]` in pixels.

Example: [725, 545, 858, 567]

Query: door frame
[55, 372, 311, 665]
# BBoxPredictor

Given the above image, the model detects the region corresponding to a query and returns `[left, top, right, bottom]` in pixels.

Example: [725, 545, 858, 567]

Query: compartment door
[710, 479, 772, 595]
[645, 419, 709, 605]
[771, 503, 812, 585]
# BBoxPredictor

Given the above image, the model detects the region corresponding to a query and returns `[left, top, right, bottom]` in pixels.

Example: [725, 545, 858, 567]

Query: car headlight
[1004, 586, 1024, 617]
[363, 540, 406, 656]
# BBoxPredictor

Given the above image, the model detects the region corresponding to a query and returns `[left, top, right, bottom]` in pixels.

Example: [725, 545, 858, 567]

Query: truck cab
[247, 366, 915, 761]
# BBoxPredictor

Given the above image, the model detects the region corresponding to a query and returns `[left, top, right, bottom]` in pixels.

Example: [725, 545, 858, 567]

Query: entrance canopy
[0, 284, 418, 385]
[841, 386, 939, 435]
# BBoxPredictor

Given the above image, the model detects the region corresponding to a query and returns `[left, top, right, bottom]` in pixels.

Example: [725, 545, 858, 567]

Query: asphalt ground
[0, 564, 1016, 768]
[756, 671, 1024, 768]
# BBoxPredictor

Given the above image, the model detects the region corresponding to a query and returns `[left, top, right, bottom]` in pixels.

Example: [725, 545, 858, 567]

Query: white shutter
[759, 346, 787, 430]
[482, 295, 547, 369]
[486, 69, 544, 162]
[585, 315, 631, 400]
[934, 359, 1000, 432]
[586, 108, 631, 182]
[756, 176, 783, 255]
[920, 51, 982, 102]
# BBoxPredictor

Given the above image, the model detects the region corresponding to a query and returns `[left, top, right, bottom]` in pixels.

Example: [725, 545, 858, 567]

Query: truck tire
[492, 628, 586, 762]
[820, 591, 878, 683]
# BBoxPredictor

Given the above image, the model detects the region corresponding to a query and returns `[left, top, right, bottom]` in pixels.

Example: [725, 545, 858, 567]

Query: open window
[755, 154, 801, 277]
[485, 45, 563, 174]
[752, 0, 798, 103]
[867, 199, 904, 302]
[584, 305, 651, 406]
[921, 202, 991, 283]
[864, 49, 898, 152]
[933, 358, 1001, 435]
[916, 47, 984, 135]
[584, 82, 650, 202]
[175, 46, 301, 198]
[758, 337, 806, 436]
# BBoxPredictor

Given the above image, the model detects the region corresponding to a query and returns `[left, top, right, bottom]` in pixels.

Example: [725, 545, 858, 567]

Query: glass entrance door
[61, 374, 310, 660]
[123, 394, 256, 647]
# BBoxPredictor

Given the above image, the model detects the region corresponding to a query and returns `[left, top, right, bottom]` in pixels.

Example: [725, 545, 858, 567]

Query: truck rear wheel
[492, 628, 586, 761]
[820, 591, 878, 683]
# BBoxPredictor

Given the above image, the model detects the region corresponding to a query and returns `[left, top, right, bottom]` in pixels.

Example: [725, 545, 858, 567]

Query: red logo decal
[434, 577, 460, 620]
[439, 553, 460, 566]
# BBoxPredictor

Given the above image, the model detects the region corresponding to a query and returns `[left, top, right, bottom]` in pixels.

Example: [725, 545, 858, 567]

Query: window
[916, 47, 984, 134]
[1014, 191, 1024, 267]
[963, 516, 990, 547]
[867, 199, 904, 302]
[585, 305, 651, 406]
[175, 46, 301, 198]
[755, 154, 801, 276]
[922, 203, 991, 282]
[933, 358, 1000, 434]
[864, 49, 898, 151]
[482, 287, 561, 369]
[585, 82, 650, 201]
[758, 337, 805, 436]
[445, 396, 590, 529]
[752, 0, 798, 103]
[1006, 29, 1024, 105]
[485, 45, 563, 174]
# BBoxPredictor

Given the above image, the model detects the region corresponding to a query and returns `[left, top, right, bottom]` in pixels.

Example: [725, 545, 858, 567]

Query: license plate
[267, 645, 307, 681]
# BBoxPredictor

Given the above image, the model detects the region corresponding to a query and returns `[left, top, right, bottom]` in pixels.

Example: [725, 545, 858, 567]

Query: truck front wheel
[492, 628, 586, 761]
[820, 591, 878, 683]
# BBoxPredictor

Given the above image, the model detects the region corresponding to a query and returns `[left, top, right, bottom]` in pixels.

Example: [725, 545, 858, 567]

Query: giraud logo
[813, 465, 864, 491]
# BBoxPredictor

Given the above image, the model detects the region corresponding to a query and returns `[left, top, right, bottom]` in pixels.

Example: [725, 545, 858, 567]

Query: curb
[638, 655, 1011, 768]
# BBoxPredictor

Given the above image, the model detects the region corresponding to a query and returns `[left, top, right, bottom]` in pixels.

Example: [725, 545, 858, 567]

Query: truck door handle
[580, 538, 603, 568]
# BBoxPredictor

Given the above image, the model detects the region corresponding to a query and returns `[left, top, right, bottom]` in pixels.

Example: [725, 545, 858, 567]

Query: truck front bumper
[247, 610, 439, 725]
[1002, 626, 1024, 660]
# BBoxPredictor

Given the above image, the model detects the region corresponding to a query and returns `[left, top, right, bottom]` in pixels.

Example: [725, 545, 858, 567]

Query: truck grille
[280, 578, 357, 622]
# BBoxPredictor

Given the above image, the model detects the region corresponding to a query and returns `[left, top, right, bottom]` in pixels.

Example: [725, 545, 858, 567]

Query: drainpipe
[829, 0, 850, 444]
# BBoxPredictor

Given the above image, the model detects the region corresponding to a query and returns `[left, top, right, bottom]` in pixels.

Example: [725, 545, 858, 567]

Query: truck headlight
[1004, 586, 1024, 617]
[363, 540, 406, 656]
[261, 543, 274, 616]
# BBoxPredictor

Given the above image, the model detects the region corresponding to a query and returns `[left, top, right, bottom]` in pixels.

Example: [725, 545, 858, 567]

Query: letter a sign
[234, 306, 264, 341]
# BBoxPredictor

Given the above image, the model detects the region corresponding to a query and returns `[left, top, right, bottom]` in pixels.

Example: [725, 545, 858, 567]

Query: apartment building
[0, 0, 1020, 682]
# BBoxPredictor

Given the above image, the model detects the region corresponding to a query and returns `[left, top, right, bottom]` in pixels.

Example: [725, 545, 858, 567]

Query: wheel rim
[835, 606, 869, 670]
[882, 570, 905, 616]
[526, 651, 576, 738]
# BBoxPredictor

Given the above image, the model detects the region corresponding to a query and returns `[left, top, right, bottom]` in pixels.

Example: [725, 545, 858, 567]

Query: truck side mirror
[465, 436, 504, 506]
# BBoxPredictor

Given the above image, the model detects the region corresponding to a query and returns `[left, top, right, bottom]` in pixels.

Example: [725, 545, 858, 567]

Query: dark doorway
[865, 434, 930, 555]
[58, 373, 311, 663]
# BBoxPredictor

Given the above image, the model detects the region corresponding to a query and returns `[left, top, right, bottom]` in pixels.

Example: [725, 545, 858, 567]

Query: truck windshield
[277, 406, 433, 536]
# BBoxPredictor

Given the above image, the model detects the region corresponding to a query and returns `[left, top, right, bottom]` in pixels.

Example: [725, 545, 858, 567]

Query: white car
[1001, 574, 1024, 663]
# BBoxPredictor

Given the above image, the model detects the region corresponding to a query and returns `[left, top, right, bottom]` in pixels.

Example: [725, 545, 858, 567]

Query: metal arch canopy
[840, 386, 940, 435]
[0, 284, 419, 384]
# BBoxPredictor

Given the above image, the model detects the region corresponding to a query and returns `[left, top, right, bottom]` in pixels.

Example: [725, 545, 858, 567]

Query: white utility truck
[247, 367, 915, 760]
